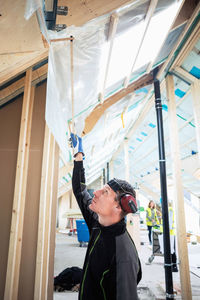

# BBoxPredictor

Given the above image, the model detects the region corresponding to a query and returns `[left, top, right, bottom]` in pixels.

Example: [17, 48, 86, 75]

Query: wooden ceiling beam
[0, 64, 48, 106]
[0, 49, 49, 86]
[83, 72, 154, 135]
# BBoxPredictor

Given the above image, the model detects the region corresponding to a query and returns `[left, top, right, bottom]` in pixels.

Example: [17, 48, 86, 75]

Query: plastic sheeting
[46, 23, 107, 158]
[25, 0, 189, 184]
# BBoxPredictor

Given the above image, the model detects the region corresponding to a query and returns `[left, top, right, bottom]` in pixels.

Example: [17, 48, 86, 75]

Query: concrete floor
[54, 229, 200, 300]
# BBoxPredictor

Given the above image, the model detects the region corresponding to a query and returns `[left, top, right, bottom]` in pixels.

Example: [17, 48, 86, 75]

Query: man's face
[89, 184, 119, 217]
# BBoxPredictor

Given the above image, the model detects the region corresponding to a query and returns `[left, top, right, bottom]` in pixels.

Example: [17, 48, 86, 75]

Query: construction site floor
[54, 229, 200, 300]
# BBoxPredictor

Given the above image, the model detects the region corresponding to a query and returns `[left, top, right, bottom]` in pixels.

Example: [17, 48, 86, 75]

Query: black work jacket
[72, 161, 142, 300]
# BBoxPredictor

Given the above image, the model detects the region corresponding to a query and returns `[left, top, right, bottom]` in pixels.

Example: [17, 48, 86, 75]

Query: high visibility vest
[146, 207, 159, 226]
[160, 207, 175, 235]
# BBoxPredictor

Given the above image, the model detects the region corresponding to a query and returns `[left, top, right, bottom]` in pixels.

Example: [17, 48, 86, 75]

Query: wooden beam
[0, 49, 48, 86]
[191, 80, 200, 162]
[166, 74, 192, 300]
[4, 69, 34, 300]
[172, 0, 199, 30]
[0, 63, 48, 106]
[157, 1, 200, 79]
[173, 66, 199, 84]
[34, 125, 56, 300]
[124, 0, 158, 88]
[173, 21, 200, 68]
[41, 132, 55, 299]
[83, 72, 154, 135]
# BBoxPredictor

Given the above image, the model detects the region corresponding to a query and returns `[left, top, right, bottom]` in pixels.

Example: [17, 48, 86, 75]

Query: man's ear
[114, 203, 122, 213]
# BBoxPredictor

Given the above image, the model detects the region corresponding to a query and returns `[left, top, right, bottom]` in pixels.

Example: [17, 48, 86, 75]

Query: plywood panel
[0, 0, 45, 54]
[57, 0, 133, 26]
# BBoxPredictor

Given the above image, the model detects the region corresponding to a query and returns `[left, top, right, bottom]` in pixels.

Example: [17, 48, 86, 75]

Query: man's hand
[69, 133, 85, 158]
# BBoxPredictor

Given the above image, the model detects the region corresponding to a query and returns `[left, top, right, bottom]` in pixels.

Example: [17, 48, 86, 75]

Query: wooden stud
[41, 132, 55, 299]
[124, 0, 158, 88]
[166, 74, 192, 300]
[50, 37, 74, 43]
[173, 21, 200, 68]
[174, 66, 198, 84]
[34, 125, 56, 300]
[4, 69, 34, 300]
[191, 80, 200, 161]
[34, 124, 51, 300]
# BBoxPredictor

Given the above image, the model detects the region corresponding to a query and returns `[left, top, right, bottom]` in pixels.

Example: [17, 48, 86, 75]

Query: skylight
[101, 0, 183, 89]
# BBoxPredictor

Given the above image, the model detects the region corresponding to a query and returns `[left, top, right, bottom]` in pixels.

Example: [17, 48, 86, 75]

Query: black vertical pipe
[103, 168, 106, 185]
[153, 68, 174, 300]
[107, 162, 110, 182]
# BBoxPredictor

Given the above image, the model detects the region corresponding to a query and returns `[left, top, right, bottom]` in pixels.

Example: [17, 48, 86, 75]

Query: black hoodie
[72, 161, 142, 300]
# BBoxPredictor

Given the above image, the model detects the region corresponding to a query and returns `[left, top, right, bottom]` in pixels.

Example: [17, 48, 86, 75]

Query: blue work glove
[69, 133, 84, 157]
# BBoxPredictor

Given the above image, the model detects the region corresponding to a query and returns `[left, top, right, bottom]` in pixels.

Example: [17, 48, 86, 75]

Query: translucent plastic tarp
[46, 22, 107, 157]
[24, 0, 42, 20]
[23, 0, 198, 197]
[24, 0, 181, 164]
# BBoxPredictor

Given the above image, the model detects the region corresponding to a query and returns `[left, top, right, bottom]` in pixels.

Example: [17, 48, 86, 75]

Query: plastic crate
[76, 219, 89, 246]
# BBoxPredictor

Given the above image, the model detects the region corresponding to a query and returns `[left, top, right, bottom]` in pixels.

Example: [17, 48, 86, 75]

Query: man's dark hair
[107, 178, 136, 217]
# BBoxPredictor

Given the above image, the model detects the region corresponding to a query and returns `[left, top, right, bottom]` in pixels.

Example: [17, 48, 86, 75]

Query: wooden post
[191, 81, 200, 162]
[166, 74, 192, 300]
[34, 125, 56, 300]
[4, 69, 34, 300]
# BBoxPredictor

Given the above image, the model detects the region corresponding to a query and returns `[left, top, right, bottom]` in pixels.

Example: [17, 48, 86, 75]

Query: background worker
[70, 133, 142, 300]
[146, 200, 159, 245]
[159, 203, 178, 272]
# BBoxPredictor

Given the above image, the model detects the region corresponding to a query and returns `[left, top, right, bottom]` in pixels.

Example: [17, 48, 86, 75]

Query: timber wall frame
[0, 78, 59, 300]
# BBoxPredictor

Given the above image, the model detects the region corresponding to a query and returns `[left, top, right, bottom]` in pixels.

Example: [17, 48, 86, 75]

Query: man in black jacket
[71, 134, 142, 300]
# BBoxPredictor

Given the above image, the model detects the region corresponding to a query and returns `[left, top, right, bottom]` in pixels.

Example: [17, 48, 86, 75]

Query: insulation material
[181, 38, 200, 77]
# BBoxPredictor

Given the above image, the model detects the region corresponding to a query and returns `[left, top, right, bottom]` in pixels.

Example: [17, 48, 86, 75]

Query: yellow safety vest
[160, 207, 175, 235]
[146, 207, 159, 226]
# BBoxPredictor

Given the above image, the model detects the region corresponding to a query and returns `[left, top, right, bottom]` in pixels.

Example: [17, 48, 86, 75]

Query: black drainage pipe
[153, 68, 174, 300]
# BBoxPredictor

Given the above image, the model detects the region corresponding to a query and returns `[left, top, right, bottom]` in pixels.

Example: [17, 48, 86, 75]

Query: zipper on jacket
[80, 229, 101, 300]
